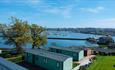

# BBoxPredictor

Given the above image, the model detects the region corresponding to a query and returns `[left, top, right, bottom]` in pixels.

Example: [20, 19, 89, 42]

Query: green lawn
[6, 55, 23, 63]
[87, 56, 115, 70]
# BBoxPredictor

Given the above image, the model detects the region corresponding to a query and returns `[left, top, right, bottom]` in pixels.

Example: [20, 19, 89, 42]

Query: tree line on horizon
[0, 17, 47, 54]
[47, 28, 115, 36]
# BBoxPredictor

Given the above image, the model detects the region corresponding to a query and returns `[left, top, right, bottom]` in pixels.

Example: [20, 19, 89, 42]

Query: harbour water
[0, 31, 115, 48]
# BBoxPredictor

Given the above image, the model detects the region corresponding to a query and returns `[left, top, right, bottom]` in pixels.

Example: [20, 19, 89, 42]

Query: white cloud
[44, 5, 74, 18]
[74, 0, 80, 2]
[0, 11, 17, 17]
[81, 6, 105, 13]
[0, 0, 11, 3]
[95, 18, 115, 24]
[24, 0, 41, 5]
[0, 0, 76, 18]
[84, 18, 115, 28]
[45, 8, 61, 14]
[0, 0, 41, 5]
[27, 0, 41, 4]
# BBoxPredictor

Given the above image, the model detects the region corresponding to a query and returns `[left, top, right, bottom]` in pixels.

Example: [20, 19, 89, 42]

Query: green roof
[25, 49, 72, 62]
[0, 57, 28, 70]
[67, 46, 91, 50]
[50, 46, 83, 53]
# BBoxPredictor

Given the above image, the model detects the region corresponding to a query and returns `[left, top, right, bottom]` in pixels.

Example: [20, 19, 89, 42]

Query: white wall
[0, 50, 2, 54]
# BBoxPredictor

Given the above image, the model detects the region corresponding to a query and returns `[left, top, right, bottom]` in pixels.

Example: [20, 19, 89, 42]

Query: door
[32, 54, 35, 64]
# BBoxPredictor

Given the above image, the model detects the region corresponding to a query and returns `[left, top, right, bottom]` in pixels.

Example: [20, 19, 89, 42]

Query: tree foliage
[0, 23, 6, 33]
[2, 17, 31, 54]
[30, 24, 47, 49]
[1, 17, 47, 53]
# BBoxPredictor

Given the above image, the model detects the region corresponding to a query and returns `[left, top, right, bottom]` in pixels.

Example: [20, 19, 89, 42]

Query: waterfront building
[49, 46, 84, 61]
[24, 49, 73, 70]
[0, 50, 2, 54]
[68, 46, 92, 56]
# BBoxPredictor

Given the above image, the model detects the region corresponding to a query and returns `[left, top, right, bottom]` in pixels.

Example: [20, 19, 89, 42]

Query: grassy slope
[6, 55, 23, 63]
[87, 56, 115, 70]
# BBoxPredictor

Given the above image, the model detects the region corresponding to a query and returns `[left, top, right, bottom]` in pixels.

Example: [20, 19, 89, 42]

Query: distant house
[24, 49, 73, 70]
[0, 57, 28, 70]
[49, 46, 84, 61]
[68, 46, 92, 56]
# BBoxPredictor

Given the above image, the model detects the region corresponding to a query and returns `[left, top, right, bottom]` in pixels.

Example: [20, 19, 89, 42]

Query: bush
[6, 54, 12, 58]
[0, 50, 11, 58]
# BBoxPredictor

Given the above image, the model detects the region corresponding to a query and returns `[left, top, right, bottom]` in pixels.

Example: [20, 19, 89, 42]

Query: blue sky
[0, 0, 115, 28]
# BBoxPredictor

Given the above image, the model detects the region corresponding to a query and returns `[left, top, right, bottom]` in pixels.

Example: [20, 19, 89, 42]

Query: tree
[97, 35, 114, 45]
[30, 24, 47, 49]
[0, 23, 7, 33]
[86, 37, 97, 44]
[2, 17, 31, 54]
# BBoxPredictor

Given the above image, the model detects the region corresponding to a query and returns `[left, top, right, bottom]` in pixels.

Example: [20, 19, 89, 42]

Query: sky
[0, 0, 115, 28]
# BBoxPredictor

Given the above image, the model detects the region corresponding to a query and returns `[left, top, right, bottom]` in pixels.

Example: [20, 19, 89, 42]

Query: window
[57, 62, 60, 67]
[45, 58, 47, 63]
[44, 58, 48, 63]
[36, 56, 38, 61]
[56, 50, 62, 53]
[26, 53, 28, 57]
[73, 53, 76, 56]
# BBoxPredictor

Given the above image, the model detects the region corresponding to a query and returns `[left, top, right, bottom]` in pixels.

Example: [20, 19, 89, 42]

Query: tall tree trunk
[38, 47, 40, 49]
[32, 41, 36, 49]
[16, 43, 23, 54]
[32, 43, 35, 49]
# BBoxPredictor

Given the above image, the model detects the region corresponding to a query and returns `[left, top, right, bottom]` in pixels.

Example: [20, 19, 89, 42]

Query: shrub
[0, 50, 11, 58]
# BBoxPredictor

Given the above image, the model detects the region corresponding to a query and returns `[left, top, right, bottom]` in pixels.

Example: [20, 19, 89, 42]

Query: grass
[73, 62, 79, 68]
[6, 55, 23, 63]
[87, 56, 115, 70]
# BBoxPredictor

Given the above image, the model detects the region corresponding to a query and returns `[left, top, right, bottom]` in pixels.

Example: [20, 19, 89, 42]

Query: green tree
[30, 24, 47, 49]
[2, 17, 31, 54]
[0, 23, 7, 33]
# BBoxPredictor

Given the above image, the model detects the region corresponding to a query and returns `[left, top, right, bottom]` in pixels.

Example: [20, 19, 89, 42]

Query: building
[24, 49, 73, 70]
[0, 57, 28, 70]
[49, 46, 84, 61]
[84, 48, 92, 56]
[68, 46, 92, 56]
[0, 50, 2, 54]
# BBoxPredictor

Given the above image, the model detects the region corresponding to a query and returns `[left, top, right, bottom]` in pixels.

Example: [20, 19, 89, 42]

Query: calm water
[0, 31, 115, 48]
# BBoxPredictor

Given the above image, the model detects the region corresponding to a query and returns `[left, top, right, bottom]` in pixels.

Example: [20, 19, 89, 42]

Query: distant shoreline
[47, 28, 115, 36]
